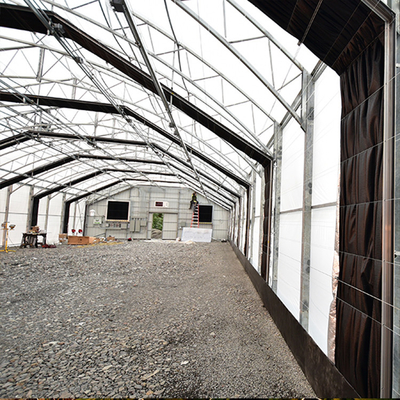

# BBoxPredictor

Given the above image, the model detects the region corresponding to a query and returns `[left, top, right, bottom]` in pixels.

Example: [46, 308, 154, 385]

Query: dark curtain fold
[336, 33, 385, 397]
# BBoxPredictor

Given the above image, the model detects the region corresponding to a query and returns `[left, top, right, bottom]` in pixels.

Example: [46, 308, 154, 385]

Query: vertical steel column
[26, 186, 35, 232]
[30, 197, 40, 227]
[245, 186, 251, 257]
[381, 16, 396, 399]
[249, 171, 257, 264]
[261, 161, 273, 281]
[44, 195, 50, 232]
[272, 122, 282, 292]
[1, 185, 13, 247]
[232, 202, 237, 242]
[389, 2, 400, 396]
[177, 188, 181, 236]
[393, 14, 400, 397]
[237, 196, 242, 249]
[61, 193, 68, 234]
[73, 202, 77, 232]
[300, 71, 315, 330]
[83, 202, 88, 236]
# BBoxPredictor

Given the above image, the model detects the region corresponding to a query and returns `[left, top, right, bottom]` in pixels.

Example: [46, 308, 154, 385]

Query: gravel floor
[0, 240, 315, 398]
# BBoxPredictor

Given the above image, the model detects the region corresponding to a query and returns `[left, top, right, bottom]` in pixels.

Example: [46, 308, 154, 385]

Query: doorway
[151, 213, 163, 239]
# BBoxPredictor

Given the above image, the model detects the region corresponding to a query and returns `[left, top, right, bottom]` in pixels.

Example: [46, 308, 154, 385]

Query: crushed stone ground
[0, 240, 315, 398]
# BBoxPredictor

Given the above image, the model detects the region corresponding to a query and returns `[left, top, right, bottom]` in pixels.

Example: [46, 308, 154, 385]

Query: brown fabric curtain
[336, 33, 385, 397]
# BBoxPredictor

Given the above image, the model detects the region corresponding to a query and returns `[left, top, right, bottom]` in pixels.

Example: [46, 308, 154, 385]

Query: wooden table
[20, 233, 47, 248]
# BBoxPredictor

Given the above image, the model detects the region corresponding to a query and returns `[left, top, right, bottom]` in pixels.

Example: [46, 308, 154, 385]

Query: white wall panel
[46, 216, 62, 244]
[250, 173, 263, 272]
[8, 185, 31, 214]
[277, 211, 302, 320]
[1, 185, 31, 246]
[48, 193, 63, 215]
[312, 69, 341, 206]
[162, 213, 178, 240]
[309, 206, 337, 355]
[251, 215, 261, 273]
[84, 186, 229, 241]
[280, 120, 304, 212]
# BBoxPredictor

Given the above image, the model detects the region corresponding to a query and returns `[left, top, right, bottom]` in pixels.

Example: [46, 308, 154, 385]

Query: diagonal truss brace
[172, 0, 303, 126]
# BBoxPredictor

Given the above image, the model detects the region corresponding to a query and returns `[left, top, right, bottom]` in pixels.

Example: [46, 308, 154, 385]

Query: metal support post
[83, 202, 88, 236]
[249, 171, 257, 263]
[26, 186, 35, 232]
[393, 48, 400, 397]
[237, 196, 242, 250]
[272, 122, 282, 293]
[60, 193, 67, 234]
[245, 186, 251, 257]
[300, 71, 315, 330]
[44, 195, 50, 232]
[390, 2, 400, 397]
[381, 17, 396, 399]
[73, 202, 77, 233]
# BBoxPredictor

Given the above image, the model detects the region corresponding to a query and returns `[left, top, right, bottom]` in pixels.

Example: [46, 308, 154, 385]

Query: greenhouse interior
[0, 0, 399, 397]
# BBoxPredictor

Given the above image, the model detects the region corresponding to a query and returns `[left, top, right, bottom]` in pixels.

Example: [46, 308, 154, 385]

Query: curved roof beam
[33, 171, 105, 199]
[141, 46, 272, 154]
[126, 10, 275, 150]
[40, 0, 278, 128]
[0, 136, 241, 200]
[0, 153, 162, 191]
[0, 155, 74, 190]
[226, 0, 304, 72]
[0, 82, 159, 187]
[0, 32, 260, 174]
[0, 66, 258, 177]
[110, 0, 207, 197]
[0, 3, 271, 166]
[32, 131, 247, 190]
[35, 1, 274, 157]
[172, 0, 302, 126]
[0, 92, 250, 187]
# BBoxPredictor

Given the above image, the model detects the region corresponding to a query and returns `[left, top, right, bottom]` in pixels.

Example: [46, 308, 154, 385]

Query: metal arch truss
[172, 0, 303, 126]
[0, 0, 313, 208]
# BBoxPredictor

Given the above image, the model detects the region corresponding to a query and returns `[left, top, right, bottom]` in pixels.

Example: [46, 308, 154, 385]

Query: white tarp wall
[0, 184, 32, 248]
[249, 170, 263, 273]
[277, 118, 305, 320]
[37, 193, 65, 244]
[272, 67, 341, 355]
[308, 68, 341, 355]
[0, 184, 84, 247]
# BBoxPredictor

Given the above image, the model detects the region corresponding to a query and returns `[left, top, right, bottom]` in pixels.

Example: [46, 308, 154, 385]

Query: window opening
[199, 205, 212, 223]
[106, 200, 130, 222]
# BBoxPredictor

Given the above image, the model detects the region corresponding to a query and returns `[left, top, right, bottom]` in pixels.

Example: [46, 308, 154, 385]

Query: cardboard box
[107, 236, 115, 241]
[59, 234, 68, 242]
[68, 236, 95, 245]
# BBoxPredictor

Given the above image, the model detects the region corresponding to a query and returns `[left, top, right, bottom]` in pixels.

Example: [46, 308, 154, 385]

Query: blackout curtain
[336, 33, 385, 398]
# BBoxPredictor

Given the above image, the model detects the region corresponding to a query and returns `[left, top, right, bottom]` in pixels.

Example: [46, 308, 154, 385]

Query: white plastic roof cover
[0, 0, 320, 209]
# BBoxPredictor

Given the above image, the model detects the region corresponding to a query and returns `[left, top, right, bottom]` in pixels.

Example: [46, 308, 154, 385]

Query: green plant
[152, 213, 163, 230]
